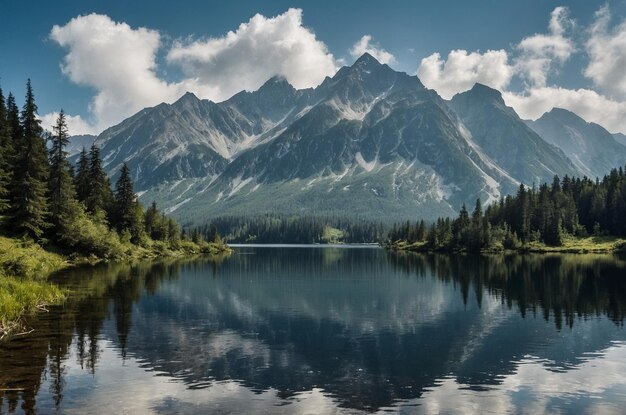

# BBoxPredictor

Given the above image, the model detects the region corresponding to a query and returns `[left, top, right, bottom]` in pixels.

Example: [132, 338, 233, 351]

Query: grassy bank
[0, 235, 231, 340]
[388, 235, 626, 254]
[0, 237, 68, 339]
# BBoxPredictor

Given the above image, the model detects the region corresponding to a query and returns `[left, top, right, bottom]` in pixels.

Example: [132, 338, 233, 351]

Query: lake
[2, 246, 626, 414]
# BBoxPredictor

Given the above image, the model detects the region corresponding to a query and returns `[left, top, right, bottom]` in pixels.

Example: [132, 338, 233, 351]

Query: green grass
[525, 235, 626, 253]
[389, 235, 626, 254]
[388, 240, 428, 251]
[0, 276, 65, 336]
[0, 236, 67, 279]
[0, 236, 69, 339]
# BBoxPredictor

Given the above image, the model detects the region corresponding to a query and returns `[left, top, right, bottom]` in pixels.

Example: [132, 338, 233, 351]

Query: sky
[2, 0, 626, 135]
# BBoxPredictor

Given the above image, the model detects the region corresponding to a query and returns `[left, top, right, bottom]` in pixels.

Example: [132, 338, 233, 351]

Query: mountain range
[79, 53, 626, 224]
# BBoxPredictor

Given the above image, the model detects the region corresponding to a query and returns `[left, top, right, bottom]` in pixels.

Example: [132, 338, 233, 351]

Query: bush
[58, 204, 126, 259]
[503, 230, 522, 250]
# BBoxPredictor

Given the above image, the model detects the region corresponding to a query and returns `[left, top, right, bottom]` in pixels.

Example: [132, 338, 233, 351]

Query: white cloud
[41, 112, 98, 136]
[167, 8, 337, 101]
[417, 49, 513, 99]
[50, 13, 184, 133]
[349, 35, 396, 65]
[416, 7, 573, 99]
[515, 6, 575, 87]
[585, 5, 626, 99]
[504, 87, 626, 133]
[47, 6, 626, 136]
[49, 9, 338, 134]
[416, 6, 626, 134]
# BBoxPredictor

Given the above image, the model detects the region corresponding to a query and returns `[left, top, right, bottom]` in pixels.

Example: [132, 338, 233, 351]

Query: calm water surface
[2, 246, 626, 414]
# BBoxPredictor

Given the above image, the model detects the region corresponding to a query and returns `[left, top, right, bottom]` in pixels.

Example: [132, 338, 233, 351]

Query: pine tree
[48, 110, 76, 226]
[9, 80, 49, 238]
[3, 93, 19, 196]
[167, 218, 180, 245]
[0, 87, 10, 214]
[144, 201, 158, 238]
[74, 147, 90, 203]
[515, 184, 531, 242]
[472, 199, 482, 226]
[453, 203, 470, 246]
[86, 144, 112, 215]
[6, 93, 20, 146]
[114, 163, 143, 242]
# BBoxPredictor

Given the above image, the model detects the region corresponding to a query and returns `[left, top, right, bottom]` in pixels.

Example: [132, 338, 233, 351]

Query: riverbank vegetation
[0, 80, 228, 338]
[389, 167, 626, 253]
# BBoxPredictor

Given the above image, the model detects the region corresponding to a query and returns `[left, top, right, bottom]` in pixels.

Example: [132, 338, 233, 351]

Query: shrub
[58, 204, 126, 259]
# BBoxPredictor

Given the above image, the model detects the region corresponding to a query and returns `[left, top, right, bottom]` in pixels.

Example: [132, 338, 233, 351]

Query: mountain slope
[94, 79, 313, 189]
[66, 134, 96, 156]
[91, 54, 584, 224]
[613, 132, 626, 148]
[142, 54, 522, 223]
[449, 84, 579, 185]
[526, 108, 626, 178]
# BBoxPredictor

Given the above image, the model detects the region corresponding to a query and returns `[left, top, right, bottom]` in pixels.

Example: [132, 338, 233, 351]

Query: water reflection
[1, 248, 626, 414]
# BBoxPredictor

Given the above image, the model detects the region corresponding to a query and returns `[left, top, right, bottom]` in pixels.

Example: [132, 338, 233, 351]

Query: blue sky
[2, 0, 626, 134]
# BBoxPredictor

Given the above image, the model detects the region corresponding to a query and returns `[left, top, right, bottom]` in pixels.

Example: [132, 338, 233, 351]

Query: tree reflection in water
[0, 249, 625, 414]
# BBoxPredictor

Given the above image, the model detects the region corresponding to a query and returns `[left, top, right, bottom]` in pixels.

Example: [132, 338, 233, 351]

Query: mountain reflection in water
[1, 247, 626, 414]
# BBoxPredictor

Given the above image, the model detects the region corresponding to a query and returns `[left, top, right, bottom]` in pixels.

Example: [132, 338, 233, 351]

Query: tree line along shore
[0, 80, 229, 339]
[388, 169, 626, 253]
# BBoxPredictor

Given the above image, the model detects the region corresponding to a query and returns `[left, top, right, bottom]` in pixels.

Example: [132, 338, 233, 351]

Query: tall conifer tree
[9, 80, 50, 237]
[75, 147, 90, 203]
[86, 143, 112, 215]
[48, 110, 76, 225]
[114, 163, 143, 241]
[6, 93, 20, 146]
[0, 88, 10, 214]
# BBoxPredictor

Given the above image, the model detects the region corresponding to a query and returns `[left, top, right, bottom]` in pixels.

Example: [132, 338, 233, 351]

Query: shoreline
[0, 236, 231, 340]
[387, 236, 626, 255]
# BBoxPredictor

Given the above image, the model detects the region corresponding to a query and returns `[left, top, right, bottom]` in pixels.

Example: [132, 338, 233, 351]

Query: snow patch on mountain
[228, 175, 254, 197]
[355, 152, 377, 172]
[165, 198, 192, 214]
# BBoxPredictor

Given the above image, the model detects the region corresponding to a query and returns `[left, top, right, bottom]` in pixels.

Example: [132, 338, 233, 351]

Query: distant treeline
[0, 80, 203, 259]
[390, 166, 626, 251]
[193, 215, 386, 244]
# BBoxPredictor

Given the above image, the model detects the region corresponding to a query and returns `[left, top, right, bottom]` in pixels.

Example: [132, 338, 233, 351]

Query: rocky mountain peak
[354, 52, 382, 68]
[174, 91, 202, 107]
[466, 83, 506, 105]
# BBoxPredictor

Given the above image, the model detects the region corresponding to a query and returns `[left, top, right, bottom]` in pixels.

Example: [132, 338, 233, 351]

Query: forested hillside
[0, 81, 222, 259]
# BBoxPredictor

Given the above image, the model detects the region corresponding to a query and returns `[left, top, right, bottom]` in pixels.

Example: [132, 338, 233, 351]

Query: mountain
[613, 132, 626, 147]
[66, 134, 97, 156]
[526, 108, 626, 178]
[449, 84, 579, 185]
[94, 74, 318, 189]
[91, 54, 583, 224]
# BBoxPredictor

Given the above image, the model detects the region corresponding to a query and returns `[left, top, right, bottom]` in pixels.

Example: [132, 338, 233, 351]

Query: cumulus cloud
[515, 6, 575, 87]
[41, 111, 98, 136]
[48, 9, 338, 134]
[349, 35, 396, 65]
[585, 5, 626, 98]
[167, 8, 337, 101]
[416, 7, 573, 99]
[50, 13, 184, 132]
[417, 49, 513, 99]
[503, 87, 626, 133]
[416, 6, 626, 134]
